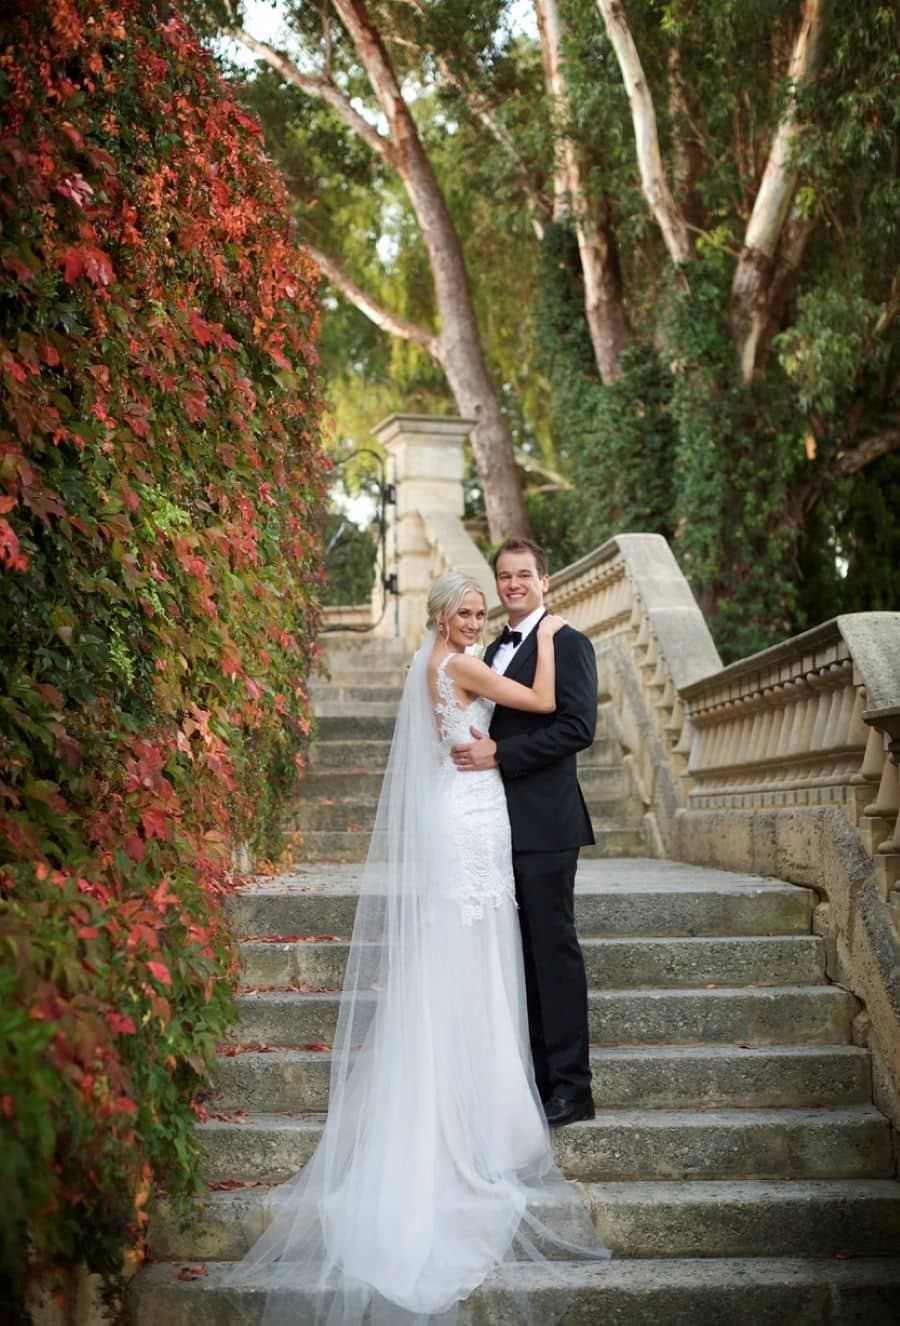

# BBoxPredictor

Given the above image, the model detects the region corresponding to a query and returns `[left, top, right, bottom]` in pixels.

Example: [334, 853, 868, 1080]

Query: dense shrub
[0, 0, 324, 1311]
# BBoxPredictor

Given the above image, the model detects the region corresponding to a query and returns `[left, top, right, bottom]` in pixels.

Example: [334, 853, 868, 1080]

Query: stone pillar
[371, 413, 496, 646]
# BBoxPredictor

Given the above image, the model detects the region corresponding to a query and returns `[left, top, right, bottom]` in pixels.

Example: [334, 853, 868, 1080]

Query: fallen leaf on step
[176, 1265, 206, 1281]
[833, 1250, 854, 1260]
[300, 1042, 331, 1052]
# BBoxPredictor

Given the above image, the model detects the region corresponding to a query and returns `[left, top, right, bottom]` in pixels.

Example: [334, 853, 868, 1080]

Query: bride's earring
[439, 620, 449, 640]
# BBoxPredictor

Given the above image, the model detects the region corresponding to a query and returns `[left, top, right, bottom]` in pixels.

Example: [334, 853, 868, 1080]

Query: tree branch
[596, 0, 692, 269]
[230, 26, 395, 166]
[432, 56, 551, 238]
[789, 420, 900, 523]
[308, 245, 440, 358]
[730, 0, 827, 383]
[835, 424, 900, 479]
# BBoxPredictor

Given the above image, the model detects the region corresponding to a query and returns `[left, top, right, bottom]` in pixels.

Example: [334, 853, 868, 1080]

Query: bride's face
[445, 591, 486, 649]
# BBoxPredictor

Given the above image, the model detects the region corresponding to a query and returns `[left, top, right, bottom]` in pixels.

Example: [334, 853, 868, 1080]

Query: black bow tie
[499, 626, 523, 646]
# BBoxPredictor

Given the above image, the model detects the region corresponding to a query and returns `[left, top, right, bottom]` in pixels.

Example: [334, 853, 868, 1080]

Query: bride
[225, 571, 609, 1325]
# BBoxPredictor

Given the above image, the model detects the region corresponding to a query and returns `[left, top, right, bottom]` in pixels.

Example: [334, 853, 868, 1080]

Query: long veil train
[221, 628, 610, 1325]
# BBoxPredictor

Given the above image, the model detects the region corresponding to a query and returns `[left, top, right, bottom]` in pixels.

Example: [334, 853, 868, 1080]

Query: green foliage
[0, 0, 324, 1311]
[323, 511, 377, 605]
[530, 1, 899, 654]
[202, 0, 899, 654]
[664, 264, 805, 655]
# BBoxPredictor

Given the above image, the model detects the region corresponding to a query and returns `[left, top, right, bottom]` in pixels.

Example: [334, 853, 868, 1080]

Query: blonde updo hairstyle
[426, 571, 487, 639]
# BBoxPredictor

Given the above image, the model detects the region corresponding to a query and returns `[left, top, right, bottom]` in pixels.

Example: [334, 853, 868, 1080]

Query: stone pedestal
[371, 413, 497, 646]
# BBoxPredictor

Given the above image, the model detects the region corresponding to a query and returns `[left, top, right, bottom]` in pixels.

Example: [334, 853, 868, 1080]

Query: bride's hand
[538, 613, 567, 639]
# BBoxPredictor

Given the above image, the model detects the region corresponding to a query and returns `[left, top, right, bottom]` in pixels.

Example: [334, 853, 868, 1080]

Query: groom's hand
[451, 727, 497, 772]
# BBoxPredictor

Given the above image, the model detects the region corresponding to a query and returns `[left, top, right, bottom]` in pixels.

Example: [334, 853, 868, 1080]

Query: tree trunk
[535, 0, 631, 382]
[730, 0, 827, 382]
[329, 0, 529, 541]
[596, 0, 693, 268]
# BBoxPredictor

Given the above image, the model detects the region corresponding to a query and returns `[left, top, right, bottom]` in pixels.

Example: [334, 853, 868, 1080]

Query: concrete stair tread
[236, 933, 828, 991]
[226, 860, 814, 938]
[195, 1105, 893, 1185]
[196, 1104, 888, 1133]
[296, 825, 650, 862]
[208, 1043, 872, 1113]
[230, 984, 855, 1049]
[146, 1178, 900, 1262]
[128, 1254, 900, 1326]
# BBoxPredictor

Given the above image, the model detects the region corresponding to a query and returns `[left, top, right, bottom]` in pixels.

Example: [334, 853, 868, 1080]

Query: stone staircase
[128, 636, 900, 1325]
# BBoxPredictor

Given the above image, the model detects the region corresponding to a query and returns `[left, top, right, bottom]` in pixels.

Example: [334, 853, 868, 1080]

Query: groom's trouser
[512, 847, 591, 1102]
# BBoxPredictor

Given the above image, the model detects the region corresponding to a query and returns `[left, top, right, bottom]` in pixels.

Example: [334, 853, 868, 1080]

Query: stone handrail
[672, 613, 900, 1124]
[326, 411, 899, 1121]
[486, 538, 900, 1124]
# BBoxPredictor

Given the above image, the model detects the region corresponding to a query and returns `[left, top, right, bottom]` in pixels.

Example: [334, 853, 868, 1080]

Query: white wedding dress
[223, 633, 608, 1326]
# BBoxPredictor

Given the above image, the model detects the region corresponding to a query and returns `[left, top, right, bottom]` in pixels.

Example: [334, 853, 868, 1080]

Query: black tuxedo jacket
[485, 617, 597, 853]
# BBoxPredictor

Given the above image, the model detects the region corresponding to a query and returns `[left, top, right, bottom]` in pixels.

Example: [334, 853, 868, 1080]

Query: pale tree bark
[232, 3, 530, 540]
[535, 0, 631, 383]
[730, 0, 828, 383]
[534, 0, 572, 224]
[429, 56, 552, 239]
[307, 245, 439, 356]
[596, 0, 693, 269]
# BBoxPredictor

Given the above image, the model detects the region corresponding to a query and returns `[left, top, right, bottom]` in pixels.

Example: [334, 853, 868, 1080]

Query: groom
[451, 538, 597, 1126]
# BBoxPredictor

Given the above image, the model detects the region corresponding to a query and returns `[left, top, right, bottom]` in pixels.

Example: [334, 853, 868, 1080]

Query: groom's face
[495, 550, 549, 626]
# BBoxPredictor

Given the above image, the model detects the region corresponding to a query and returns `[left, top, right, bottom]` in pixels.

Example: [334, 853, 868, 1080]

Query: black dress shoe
[543, 1094, 595, 1128]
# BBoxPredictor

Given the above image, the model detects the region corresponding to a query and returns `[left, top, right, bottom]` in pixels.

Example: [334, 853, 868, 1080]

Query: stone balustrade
[327, 411, 899, 1124]
[486, 540, 900, 1125]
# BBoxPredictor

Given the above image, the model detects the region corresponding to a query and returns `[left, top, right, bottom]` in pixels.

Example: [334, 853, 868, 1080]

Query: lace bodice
[434, 653, 495, 746]
[432, 654, 514, 925]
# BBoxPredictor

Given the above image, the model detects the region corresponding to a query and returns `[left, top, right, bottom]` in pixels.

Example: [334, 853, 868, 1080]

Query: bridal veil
[222, 628, 609, 1325]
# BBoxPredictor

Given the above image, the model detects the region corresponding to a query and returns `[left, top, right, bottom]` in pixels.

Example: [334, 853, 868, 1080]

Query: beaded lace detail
[434, 655, 516, 926]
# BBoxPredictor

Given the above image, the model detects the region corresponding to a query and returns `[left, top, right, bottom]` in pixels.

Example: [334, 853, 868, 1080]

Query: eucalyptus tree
[204, 0, 533, 541]
[525, 0, 899, 649]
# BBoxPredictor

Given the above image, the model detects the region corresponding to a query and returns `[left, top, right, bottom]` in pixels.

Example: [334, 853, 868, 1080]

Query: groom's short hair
[491, 537, 549, 579]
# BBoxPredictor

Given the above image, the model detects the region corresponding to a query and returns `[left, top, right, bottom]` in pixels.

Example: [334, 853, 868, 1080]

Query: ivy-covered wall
[0, 0, 325, 1312]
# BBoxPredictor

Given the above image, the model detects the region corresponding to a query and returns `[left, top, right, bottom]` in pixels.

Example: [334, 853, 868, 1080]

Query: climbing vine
[0, 0, 325, 1311]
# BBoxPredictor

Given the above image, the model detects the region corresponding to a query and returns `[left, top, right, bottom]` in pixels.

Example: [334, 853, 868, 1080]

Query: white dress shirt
[491, 605, 545, 676]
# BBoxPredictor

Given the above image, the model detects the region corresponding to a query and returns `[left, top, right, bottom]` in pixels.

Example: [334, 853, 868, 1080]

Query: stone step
[294, 824, 649, 862]
[308, 739, 392, 769]
[127, 1256, 900, 1326]
[311, 684, 404, 706]
[582, 827, 648, 858]
[290, 793, 641, 834]
[146, 1179, 900, 1262]
[196, 1106, 892, 1186]
[315, 714, 397, 741]
[295, 765, 632, 813]
[577, 765, 630, 798]
[230, 985, 855, 1049]
[237, 934, 828, 992]
[315, 666, 408, 687]
[321, 636, 409, 660]
[296, 769, 387, 799]
[225, 861, 815, 939]
[208, 1043, 871, 1113]
[313, 700, 399, 718]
